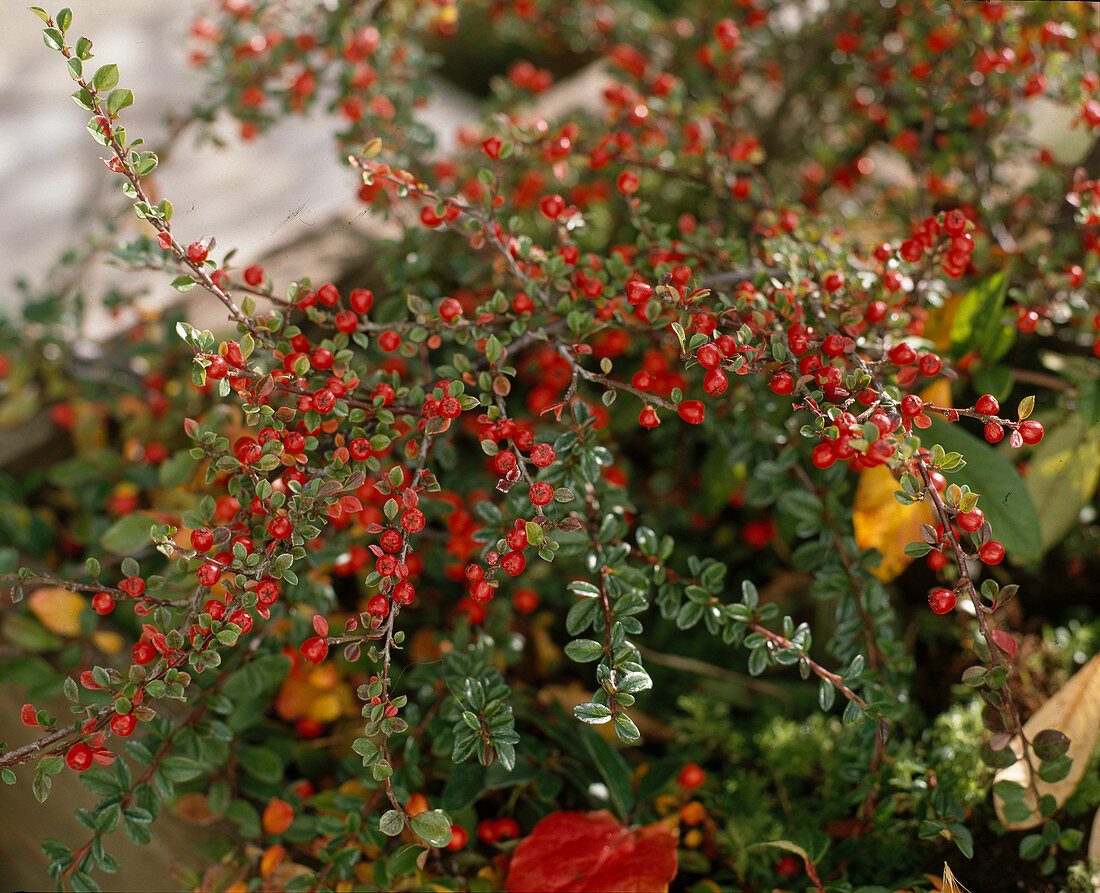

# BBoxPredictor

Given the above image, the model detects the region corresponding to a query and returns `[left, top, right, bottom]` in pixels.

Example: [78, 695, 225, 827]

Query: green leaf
[91, 63, 119, 92]
[171, 275, 196, 293]
[573, 702, 612, 724]
[950, 273, 1014, 361]
[925, 418, 1041, 564]
[29, 7, 50, 23]
[1023, 416, 1100, 555]
[236, 746, 283, 784]
[101, 513, 153, 554]
[379, 809, 405, 836]
[410, 809, 452, 848]
[579, 728, 634, 819]
[564, 639, 603, 663]
[159, 756, 203, 782]
[1019, 833, 1044, 860]
[105, 88, 133, 118]
[42, 27, 64, 50]
[56, 8, 72, 31]
[612, 713, 640, 742]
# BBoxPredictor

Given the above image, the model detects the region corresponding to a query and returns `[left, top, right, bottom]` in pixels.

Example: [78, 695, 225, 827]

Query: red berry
[529, 443, 555, 467]
[888, 343, 916, 366]
[975, 394, 999, 415]
[300, 636, 328, 664]
[501, 551, 526, 576]
[1018, 420, 1044, 444]
[187, 241, 209, 264]
[110, 713, 137, 737]
[393, 581, 415, 606]
[349, 288, 374, 313]
[401, 509, 426, 533]
[900, 394, 923, 417]
[530, 482, 554, 505]
[119, 576, 145, 597]
[92, 592, 115, 615]
[703, 369, 728, 396]
[984, 422, 1004, 443]
[678, 763, 706, 789]
[66, 742, 94, 772]
[616, 171, 639, 195]
[678, 400, 705, 425]
[205, 355, 229, 380]
[268, 516, 292, 540]
[439, 297, 462, 321]
[495, 818, 520, 839]
[20, 704, 39, 727]
[367, 594, 390, 617]
[822, 271, 844, 292]
[469, 580, 493, 603]
[446, 825, 468, 851]
[243, 264, 264, 286]
[191, 527, 214, 552]
[696, 343, 721, 370]
[378, 330, 401, 352]
[812, 441, 836, 469]
[349, 438, 371, 461]
[513, 588, 539, 614]
[335, 310, 358, 333]
[316, 283, 340, 306]
[918, 354, 942, 377]
[131, 641, 157, 665]
[196, 562, 222, 587]
[639, 406, 660, 428]
[626, 281, 653, 306]
[956, 509, 984, 532]
[928, 588, 957, 614]
[979, 541, 1005, 564]
[770, 372, 794, 395]
[539, 193, 565, 219]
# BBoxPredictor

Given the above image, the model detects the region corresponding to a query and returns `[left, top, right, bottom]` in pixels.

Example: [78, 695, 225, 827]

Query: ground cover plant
[3, 0, 1100, 890]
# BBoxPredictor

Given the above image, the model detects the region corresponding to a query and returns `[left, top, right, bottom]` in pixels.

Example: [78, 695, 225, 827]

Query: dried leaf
[993, 652, 1100, 829]
[504, 810, 678, 893]
[852, 464, 934, 581]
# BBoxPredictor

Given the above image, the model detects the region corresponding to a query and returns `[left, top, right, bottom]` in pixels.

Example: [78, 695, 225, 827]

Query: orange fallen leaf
[28, 587, 86, 637]
[504, 810, 678, 893]
[852, 465, 934, 582]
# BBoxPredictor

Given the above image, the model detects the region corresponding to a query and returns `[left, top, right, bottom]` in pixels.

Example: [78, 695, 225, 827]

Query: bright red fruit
[66, 742, 94, 772]
[677, 400, 705, 425]
[300, 636, 328, 664]
[928, 588, 957, 614]
[678, 763, 706, 789]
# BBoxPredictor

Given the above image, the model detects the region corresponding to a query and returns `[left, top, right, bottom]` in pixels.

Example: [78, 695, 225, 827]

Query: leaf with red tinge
[340, 495, 363, 514]
[504, 810, 678, 893]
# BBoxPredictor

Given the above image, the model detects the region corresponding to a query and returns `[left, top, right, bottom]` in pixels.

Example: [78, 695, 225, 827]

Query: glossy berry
[268, 516, 292, 540]
[367, 594, 390, 617]
[119, 576, 145, 597]
[678, 400, 705, 425]
[918, 353, 942, 376]
[131, 641, 157, 665]
[696, 343, 721, 370]
[956, 509, 984, 532]
[626, 281, 652, 306]
[187, 241, 208, 264]
[770, 371, 794, 395]
[92, 592, 115, 615]
[349, 288, 374, 313]
[529, 443, 555, 467]
[639, 406, 660, 428]
[529, 481, 554, 505]
[975, 394, 999, 415]
[191, 527, 214, 552]
[678, 763, 706, 789]
[928, 588, 957, 614]
[196, 562, 222, 587]
[703, 369, 728, 396]
[900, 394, 923, 417]
[514, 588, 539, 613]
[300, 636, 328, 664]
[979, 541, 1005, 564]
[501, 551, 526, 576]
[888, 343, 916, 366]
[401, 509, 426, 533]
[66, 742, 94, 772]
[1019, 420, 1044, 444]
[392, 581, 415, 606]
[446, 825, 468, 851]
[984, 422, 1004, 443]
[110, 712, 137, 737]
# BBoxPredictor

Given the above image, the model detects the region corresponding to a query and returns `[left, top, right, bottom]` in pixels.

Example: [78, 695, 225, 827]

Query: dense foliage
[3, 1, 1100, 890]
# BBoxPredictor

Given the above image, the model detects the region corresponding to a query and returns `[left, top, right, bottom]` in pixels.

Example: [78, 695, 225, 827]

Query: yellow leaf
[92, 630, 125, 655]
[922, 294, 965, 353]
[994, 653, 1100, 829]
[28, 587, 86, 637]
[852, 465, 933, 582]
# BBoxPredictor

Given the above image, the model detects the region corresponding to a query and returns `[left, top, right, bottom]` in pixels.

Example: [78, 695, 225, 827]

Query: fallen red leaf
[504, 810, 678, 893]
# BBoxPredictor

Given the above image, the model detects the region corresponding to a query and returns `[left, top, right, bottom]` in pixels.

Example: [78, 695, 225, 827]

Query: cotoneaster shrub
[3, 1, 1100, 890]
